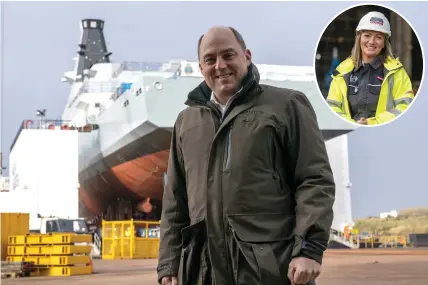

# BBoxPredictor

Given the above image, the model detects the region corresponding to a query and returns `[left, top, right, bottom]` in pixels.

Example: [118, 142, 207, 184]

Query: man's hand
[287, 257, 321, 285]
[357, 118, 368, 125]
[161, 276, 178, 285]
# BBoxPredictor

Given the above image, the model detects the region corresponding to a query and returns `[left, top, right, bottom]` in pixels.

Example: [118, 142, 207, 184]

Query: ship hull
[79, 149, 168, 220]
[76, 77, 356, 221]
[78, 127, 352, 221]
[78, 126, 172, 219]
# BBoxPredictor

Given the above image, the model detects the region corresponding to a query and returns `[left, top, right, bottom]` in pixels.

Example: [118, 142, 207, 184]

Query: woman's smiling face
[360, 30, 385, 61]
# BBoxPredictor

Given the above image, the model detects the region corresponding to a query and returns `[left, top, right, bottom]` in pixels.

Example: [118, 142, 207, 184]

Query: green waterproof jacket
[327, 56, 414, 125]
[157, 63, 336, 285]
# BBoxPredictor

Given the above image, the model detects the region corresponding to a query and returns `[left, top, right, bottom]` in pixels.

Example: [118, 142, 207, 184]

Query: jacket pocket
[230, 228, 283, 285]
[227, 213, 294, 285]
[228, 212, 295, 285]
[368, 84, 382, 96]
[227, 213, 294, 243]
[178, 220, 207, 285]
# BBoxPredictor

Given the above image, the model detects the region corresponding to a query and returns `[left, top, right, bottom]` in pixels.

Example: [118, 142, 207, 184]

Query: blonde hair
[350, 31, 394, 68]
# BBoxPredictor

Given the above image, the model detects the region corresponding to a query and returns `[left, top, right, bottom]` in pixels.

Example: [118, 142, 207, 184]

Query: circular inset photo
[314, 3, 424, 127]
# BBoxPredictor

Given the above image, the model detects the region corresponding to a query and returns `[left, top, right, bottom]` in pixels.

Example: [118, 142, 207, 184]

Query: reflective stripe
[328, 97, 349, 117]
[395, 97, 413, 105]
[390, 109, 402, 116]
[327, 99, 342, 109]
[386, 74, 413, 117]
[386, 75, 395, 111]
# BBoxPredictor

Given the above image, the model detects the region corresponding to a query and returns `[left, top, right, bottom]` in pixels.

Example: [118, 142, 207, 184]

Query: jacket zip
[207, 99, 238, 284]
[218, 85, 254, 171]
[223, 127, 232, 170]
[340, 66, 397, 118]
[270, 133, 284, 194]
[207, 98, 235, 171]
[205, 100, 234, 282]
[203, 80, 258, 284]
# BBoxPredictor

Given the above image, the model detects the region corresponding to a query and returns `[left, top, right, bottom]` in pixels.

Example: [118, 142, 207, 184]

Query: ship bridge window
[83, 21, 88, 28]
[90, 21, 97, 28]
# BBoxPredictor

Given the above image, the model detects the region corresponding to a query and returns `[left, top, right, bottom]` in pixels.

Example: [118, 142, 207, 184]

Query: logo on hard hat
[370, 17, 384, 26]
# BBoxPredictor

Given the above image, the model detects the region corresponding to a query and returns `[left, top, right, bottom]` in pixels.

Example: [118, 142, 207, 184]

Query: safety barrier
[329, 229, 410, 249]
[101, 220, 160, 260]
[329, 231, 360, 249]
[6, 233, 93, 277]
[358, 235, 409, 249]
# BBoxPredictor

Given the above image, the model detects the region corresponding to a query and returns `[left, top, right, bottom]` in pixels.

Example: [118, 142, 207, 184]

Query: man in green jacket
[157, 26, 336, 285]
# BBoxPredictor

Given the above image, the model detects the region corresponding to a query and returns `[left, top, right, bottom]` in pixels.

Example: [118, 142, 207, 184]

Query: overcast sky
[0, 1, 426, 218]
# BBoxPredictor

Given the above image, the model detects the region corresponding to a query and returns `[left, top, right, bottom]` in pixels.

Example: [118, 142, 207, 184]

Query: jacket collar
[185, 62, 261, 106]
[334, 55, 403, 77]
[354, 56, 383, 71]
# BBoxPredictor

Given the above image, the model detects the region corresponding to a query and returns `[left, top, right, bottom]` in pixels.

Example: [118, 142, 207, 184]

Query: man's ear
[245, 49, 252, 61]
[245, 49, 252, 65]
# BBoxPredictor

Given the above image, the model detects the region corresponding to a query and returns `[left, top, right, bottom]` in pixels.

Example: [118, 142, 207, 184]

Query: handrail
[79, 81, 118, 93]
[120, 61, 164, 72]
[10, 119, 76, 151]
[329, 231, 359, 249]
[117, 60, 315, 80]
[69, 81, 119, 107]
[67, 60, 315, 111]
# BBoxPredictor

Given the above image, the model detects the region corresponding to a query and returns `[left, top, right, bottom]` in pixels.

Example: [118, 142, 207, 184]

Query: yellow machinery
[101, 220, 160, 260]
[1, 213, 29, 261]
[6, 233, 93, 277]
[2, 212, 94, 277]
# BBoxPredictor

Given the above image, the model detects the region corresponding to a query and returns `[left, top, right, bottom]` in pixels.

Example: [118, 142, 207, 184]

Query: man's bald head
[197, 26, 247, 60]
[197, 26, 251, 103]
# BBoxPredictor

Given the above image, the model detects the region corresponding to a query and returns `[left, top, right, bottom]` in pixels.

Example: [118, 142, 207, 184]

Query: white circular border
[312, 2, 425, 129]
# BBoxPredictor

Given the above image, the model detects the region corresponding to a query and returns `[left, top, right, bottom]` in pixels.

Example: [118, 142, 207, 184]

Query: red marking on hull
[111, 150, 170, 200]
[79, 150, 170, 216]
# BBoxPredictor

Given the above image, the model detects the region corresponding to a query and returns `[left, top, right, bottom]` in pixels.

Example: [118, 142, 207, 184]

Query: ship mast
[75, 19, 112, 83]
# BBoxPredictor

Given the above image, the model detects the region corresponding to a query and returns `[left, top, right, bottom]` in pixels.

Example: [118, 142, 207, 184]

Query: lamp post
[36, 109, 46, 128]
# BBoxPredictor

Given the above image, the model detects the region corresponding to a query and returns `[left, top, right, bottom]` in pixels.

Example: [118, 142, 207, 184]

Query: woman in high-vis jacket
[327, 11, 414, 126]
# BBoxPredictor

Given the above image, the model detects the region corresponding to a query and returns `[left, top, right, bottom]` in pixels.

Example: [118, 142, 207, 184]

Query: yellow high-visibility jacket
[327, 56, 414, 125]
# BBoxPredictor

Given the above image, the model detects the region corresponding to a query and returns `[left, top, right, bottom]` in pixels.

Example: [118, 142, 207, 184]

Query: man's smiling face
[198, 27, 251, 100]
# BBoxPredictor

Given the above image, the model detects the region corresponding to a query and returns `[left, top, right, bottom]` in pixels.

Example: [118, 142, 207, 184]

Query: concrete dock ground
[2, 249, 428, 284]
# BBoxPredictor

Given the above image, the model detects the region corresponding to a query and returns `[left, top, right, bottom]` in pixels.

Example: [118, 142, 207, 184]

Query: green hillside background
[353, 208, 428, 236]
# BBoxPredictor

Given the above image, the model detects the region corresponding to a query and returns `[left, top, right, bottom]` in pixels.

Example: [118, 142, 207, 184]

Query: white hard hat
[356, 11, 391, 37]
